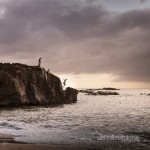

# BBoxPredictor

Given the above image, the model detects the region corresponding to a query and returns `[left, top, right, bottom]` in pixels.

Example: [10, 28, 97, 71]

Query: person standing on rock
[38, 58, 42, 67]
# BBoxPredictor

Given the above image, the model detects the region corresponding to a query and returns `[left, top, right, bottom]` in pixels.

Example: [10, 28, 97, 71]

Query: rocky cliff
[0, 63, 78, 107]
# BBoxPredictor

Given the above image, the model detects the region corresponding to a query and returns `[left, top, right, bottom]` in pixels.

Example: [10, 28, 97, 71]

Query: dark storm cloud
[140, 0, 147, 3]
[0, 0, 150, 82]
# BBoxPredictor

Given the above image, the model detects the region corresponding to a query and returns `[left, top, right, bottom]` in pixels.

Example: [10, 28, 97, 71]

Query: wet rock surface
[0, 63, 78, 106]
[79, 89, 119, 96]
[87, 88, 120, 91]
[140, 93, 150, 96]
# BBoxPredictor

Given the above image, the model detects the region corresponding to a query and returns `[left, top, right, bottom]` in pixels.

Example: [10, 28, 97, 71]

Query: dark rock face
[64, 87, 78, 103]
[0, 63, 78, 107]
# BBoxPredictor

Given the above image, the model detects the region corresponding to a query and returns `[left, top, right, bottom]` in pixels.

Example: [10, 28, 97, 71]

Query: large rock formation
[0, 63, 78, 107]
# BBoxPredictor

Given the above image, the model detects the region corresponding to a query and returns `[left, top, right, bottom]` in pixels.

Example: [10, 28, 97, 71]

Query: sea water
[0, 89, 150, 147]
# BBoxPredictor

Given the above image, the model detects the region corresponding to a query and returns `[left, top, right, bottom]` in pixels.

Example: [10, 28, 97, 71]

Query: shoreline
[0, 132, 74, 150]
[0, 133, 14, 143]
[0, 133, 94, 150]
[0, 143, 79, 150]
[0, 133, 149, 150]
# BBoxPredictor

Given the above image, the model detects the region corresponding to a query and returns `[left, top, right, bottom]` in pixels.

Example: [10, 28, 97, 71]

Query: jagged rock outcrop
[79, 89, 119, 96]
[0, 63, 78, 107]
[64, 87, 78, 103]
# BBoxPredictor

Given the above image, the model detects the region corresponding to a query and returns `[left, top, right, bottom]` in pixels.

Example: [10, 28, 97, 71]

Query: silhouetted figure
[47, 69, 50, 73]
[38, 58, 42, 67]
[63, 79, 67, 87]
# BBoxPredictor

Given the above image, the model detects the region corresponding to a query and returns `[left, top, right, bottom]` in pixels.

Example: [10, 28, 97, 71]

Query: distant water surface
[0, 89, 150, 148]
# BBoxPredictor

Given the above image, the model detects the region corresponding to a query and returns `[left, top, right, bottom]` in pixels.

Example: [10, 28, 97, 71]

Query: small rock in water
[79, 89, 119, 96]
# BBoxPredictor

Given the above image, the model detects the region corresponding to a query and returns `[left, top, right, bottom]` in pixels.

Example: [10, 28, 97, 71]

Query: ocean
[0, 89, 150, 149]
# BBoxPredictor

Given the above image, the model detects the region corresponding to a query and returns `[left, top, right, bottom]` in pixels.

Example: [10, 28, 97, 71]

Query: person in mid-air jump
[38, 58, 42, 67]
[63, 79, 67, 87]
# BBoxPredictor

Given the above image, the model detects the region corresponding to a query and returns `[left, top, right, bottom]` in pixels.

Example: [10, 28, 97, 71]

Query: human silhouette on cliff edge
[38, 58, 42, 67]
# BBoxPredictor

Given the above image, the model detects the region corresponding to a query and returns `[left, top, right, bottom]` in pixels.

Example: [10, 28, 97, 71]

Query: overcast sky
[0, 0, 150, 88]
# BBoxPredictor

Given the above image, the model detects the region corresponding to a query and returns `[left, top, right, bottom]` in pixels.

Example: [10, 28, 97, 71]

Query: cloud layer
[0, 0, 150, 82]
